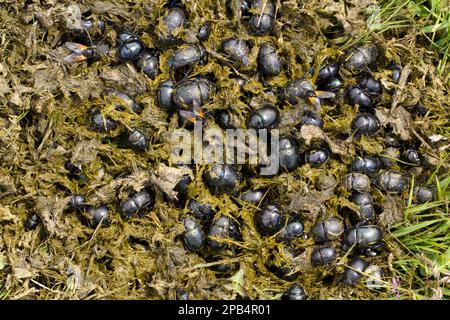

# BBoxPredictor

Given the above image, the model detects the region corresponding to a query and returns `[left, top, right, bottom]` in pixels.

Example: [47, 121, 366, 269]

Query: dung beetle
[249, 0, 275, 35]
[276, 220, 304, 243]
[346, 86, 372, 109]
[299, 110, 324, 128]
[157, 79, 177, 111]
[343, 257, 368, 285]
[71, 19, 106, 41]
[414, 186, 435, 204]
[117, 31, 143, 61]
[169, 44, 207, 70]
[283, 284, 306, 300]
[107, 89, 142, 114]
[383, 132, 402, 148]
[158, 7, 188, 47]
[389, 63, 402, 84]
[240, 189, 265, 205]
[221, 38, 250, 67]
[278, 136, 301, 173]
[204, 164, 241, 195]
[89, 109, 118, 132]
[268, 246, 300, 281]
[342, 173, 371, 192]
[215, 110, 235, 129]
[365, 265, 383, 290]
[350, 192, 375, 221]
[254, 203, 286, 236]
[247, 104, 280, 129]
[89, 205, 110, 227]
[316, 61, 340, 85]
[120, 190, 153, 219]
[210, 261, 240, 275]
[352, 156, 380, 174]
[358, 73, 382, 96]
[257, 43, 282, 77]
[343, 225, 383, 255]
[127, 129, 148, 153]
[344, 44, 378, 72]
[375, 170, 409, 193]
[326, 77, 344, 92]
[25, 214, 40, 231]
[197, 22, 211, 41]
[65, 160, 88, 183]
[304, 148, 329, 167]
[183, 217, 205, 252]
[312, 217, 344, 243]
[173, 78, 212, 109]
[311, 246, 336, 266]
[188, 198, 215, 221]
[380, 147, 401, 169]
[207, 215, 240, 251]
[176, 288, 190, 300]
[402, 149, 421, 166]
[69, 194, 86, 211]
[351, 113, 380, 135]
[412, 103, 428, 117]
[136, 51, 160, 79]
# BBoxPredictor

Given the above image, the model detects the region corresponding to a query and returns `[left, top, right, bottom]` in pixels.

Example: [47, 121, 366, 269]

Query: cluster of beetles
[24, 0, 438, 299]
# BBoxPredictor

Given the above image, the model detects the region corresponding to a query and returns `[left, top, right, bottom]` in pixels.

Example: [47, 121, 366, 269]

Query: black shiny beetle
[276, 220, 304, 243]
[342, 173, 371, 192]
[282, 284, 306, 300]
[158, 7, 188, 47]
[127, 129, 148, 153]
[136, 51, 160, 79]
[120, 190, 153, 219]
[25, 214, 40, 231]
[343, 225, 383, 256]
[316, 61, 340, 86]
[345, 44, 378, 72]
[204, 164, 241, 195]
[257, 43, 282, 77]
[278, 136, 301, 173]
[89, 205, 110, 227]
[351, 113, 380, 135]
[117, 31, 143, 61]
[311, 246, 336, 266]
[221, 38, 250, 67]
[312, 217, 344, 243]
[343, 257, 368, 285]
[350, 192, 375, 221]
[157, 79, 177, 111]
[207, 215, 240, 251]
[187, 198, 215, 221]
[247, 104, 280, 129]
[65, 160, 88, 183]
[352, 156, 380, 174]
[183, 217, 205, 252]
[299, 110, 324, 128]
[169, 44, 207, 70]
[173, 78, 213, 109]
[240, 189, 265, 205]
[304, 148, 329, 167]
[254, 203, 286, 236]
[69, 194, 86, 211]
[89, 109, 118, 132]
[375, 170, 409, 193]
[248, 0, 275, 35]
